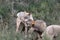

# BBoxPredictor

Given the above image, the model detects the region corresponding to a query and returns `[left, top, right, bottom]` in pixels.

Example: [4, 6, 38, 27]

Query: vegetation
[0, 0, 60, 40]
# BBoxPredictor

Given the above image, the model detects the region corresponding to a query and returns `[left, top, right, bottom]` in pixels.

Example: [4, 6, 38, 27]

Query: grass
[0, 24, 39, 40]
[42, 31, 52, 40]
[0, 25, 24, 40]
[0, 25, 60, 40]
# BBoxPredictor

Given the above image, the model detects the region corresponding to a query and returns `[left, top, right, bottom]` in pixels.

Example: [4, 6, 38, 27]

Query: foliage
[0, 0, 60, 40]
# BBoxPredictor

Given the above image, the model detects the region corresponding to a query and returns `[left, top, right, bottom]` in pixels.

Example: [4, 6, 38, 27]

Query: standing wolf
[28, 20, 47, 40]
[41, 25, 60, 40]
[16, 11, 33, 32]
[29, 20, 47, 34]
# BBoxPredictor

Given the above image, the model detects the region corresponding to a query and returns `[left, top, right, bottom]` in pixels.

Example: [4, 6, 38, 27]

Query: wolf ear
[24, 11, 29, 15]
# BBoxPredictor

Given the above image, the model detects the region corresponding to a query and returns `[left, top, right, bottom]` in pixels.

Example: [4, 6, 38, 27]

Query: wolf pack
[16, 11, 60, 40]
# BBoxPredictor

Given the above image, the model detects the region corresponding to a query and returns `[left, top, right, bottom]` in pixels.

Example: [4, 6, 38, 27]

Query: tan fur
[28, 20, 47, 34]
[41, 25, 60, 40]
[34, 20, 47, 32]
[16, 11, 33, 32]
[28, 20, 46, 40]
